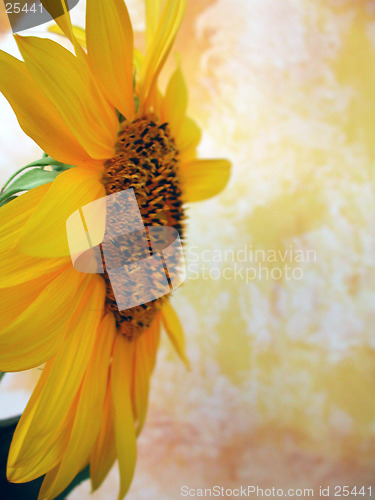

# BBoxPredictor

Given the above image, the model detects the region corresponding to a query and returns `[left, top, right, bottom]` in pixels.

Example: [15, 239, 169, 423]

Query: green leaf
[1, 156, 74, 195]
[0, 169, 59, 205]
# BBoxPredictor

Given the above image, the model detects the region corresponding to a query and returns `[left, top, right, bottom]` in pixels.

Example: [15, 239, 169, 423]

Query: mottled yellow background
[1, 0, 375, 498]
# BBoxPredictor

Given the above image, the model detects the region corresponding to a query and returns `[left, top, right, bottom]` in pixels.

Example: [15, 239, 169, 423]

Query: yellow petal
[86, 0, 135, 120]
[15, 35, 118, 160]
[8, 362, 55, 469]
[0, 270, 60, 326]
[90, 384, 116, 491]
[39, 314, 116, 499]
[162, 64, 188, 139]
[0, 183, 49, 249]
[145, 314, 161, 374]
[0, 249, 67, 289]
[133, 318, 160, 435]
[0, 50, 94, 167]
[8, 277, 105, 480]
[179, 159, 231, 202]
[42, 0, 84, 57]
[9, 392, 78, 483]
[0, 266, 89, 372]
[133, 339, 149, 435]
[145, 0, 163, 47]
[111, 334, 137, 500]
[177, 116, 202, 161]
[48, 24, 87, 49]
[24, 277, 105, 434]
[161, 302, 190, 368]
[133, 48, 144, 79]
[8, 362, 77, 482]
[148, 85, 163, 118]
[140, 0, 187, 111]
[90, 388, 116, 491]
[0, 185, 68, 288]
[17, 167, 105, 258]
[37, 466, 59, 500]
[49, 24, 144, 89]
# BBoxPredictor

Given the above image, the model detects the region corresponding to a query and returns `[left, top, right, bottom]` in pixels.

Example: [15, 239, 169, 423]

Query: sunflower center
[101, 115, 184, 339]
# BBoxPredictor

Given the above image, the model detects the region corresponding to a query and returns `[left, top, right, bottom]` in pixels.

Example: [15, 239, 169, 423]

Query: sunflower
[0, 0, 230, 498]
